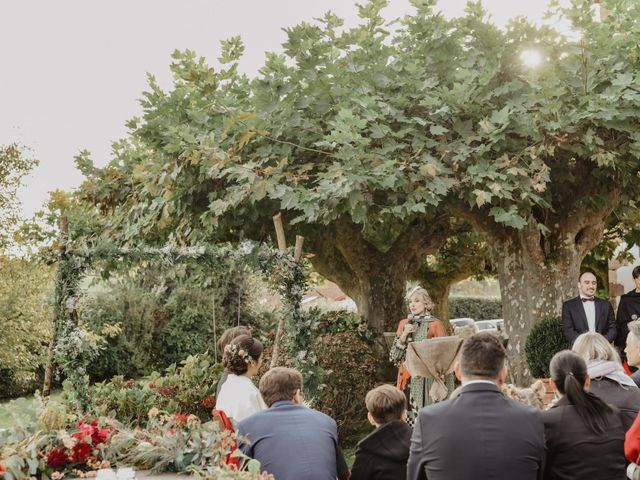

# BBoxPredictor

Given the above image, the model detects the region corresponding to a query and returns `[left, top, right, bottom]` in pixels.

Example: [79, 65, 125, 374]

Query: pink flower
[238, 350, 246, 357]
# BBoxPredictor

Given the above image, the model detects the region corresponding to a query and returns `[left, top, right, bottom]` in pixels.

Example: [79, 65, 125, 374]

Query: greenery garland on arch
[52, 241, 317, 412]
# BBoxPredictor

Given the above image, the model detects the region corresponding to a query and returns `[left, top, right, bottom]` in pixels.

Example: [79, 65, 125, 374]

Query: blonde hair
[406, 286, 434, 312]
[628, 321, 640, 344]
[572, 332, 621, 365]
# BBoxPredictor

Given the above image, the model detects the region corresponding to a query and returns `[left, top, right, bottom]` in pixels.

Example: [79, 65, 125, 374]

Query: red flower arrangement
[173, 413, 190, 426]
[47, 448, 69, 469]
[201, 395, 216, 409]
[0, 463, 5, 476]
[45, 419, 112, 472]
[70, 441, 92, 464]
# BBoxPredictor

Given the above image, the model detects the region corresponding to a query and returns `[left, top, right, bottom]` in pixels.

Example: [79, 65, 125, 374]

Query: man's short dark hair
[459, 332, 506, 379]
[365, 384, 406, 424]
[259, 367, 303, 407]
[579, 270, 597, 281]
[633, 266, 640, 280]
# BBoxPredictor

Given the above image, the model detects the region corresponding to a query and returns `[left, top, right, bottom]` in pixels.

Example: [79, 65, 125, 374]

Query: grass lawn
[0, 392, 61, 430]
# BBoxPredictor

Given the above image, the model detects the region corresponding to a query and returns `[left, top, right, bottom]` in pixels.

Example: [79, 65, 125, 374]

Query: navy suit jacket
[238, 400, 339, 480]
[406, 382, 544, 480]
[562, 296, 616, 345]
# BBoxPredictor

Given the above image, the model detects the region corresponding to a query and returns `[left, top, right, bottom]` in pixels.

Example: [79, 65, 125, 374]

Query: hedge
[449, 296, 502, 320]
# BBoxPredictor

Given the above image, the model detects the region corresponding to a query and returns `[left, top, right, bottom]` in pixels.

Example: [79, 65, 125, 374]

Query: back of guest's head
[459, 332, 505, 380]
[572, 332, 621, 365]
[628, 320, 640, 343]
[365, 384, 406, 424]
[259, 367, 303, 407]
[217, 325, 252, 360]
[549, 350, 613, 434]
[222, 334, 263, 375]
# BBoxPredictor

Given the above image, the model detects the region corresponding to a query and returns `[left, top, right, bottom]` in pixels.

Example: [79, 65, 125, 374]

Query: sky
[0, 0, 564, 219]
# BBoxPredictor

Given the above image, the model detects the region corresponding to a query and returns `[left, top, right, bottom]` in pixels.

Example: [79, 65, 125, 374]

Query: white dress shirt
[215, 374, 267, 422]
[580, 294, 596, 332]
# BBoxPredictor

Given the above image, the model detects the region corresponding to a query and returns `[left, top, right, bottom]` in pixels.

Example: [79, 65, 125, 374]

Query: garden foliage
[0, 257, 54, 399]
[449, 296, 502, 321]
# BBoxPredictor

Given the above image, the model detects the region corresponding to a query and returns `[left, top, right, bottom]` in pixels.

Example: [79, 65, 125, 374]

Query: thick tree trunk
[429, 283, 451, 324]
[495, 243, 580, 385]
[346, 257, 408, 332]
[491, 216, 608, 385]
[307, 218, 451, 333]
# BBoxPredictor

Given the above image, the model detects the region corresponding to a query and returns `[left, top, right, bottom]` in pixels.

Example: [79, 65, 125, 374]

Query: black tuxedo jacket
[407, 383, 544, 480]
[562, 296, 616, 345]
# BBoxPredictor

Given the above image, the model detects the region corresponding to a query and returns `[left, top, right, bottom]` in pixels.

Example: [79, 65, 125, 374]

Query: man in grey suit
[407, 332, 544, 480]
[238, 367, 349, 480]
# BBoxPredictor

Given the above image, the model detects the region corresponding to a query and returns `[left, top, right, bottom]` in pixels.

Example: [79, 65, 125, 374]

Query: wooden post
[43, 216, 69, 397]
[273, 213, 286, 252]
[270, 214, 301, 369]
[294, 235, 305, 261]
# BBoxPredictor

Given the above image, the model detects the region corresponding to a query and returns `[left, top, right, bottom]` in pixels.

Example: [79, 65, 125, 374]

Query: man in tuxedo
[237, 367, 349, 480]
[562, 270, 616, 345]
[407, 332, 544, 480]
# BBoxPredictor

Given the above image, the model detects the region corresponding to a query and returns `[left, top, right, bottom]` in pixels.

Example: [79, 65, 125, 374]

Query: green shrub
[525, 316, 568, 378]
[308, 309, 384, 445]
[449, 296, 502, 320]
[67, 352, 223, 426]
[79, 264, 266, 382]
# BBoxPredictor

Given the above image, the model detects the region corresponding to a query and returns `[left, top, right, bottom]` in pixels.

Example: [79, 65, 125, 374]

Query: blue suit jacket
[238, 400, 339, 480]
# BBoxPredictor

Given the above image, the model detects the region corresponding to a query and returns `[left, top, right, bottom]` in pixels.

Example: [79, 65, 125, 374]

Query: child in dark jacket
[351, 384, 412, 480]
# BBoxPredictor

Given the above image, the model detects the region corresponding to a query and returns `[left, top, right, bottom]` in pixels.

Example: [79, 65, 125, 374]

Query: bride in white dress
[215, 334, 267, 422]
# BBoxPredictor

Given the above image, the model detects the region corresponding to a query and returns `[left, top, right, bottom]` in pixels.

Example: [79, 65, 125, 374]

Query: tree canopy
[71, 0, 640, 378]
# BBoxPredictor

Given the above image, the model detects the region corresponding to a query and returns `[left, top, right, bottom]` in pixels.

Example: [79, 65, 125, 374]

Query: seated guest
[625, 320, 640, 387]
[351, 384, 412, 480]
[407, 332, 544, 480]
[572, 331, 640, 430]
[615, 266, 640, 357]
[215, 335, 266, 422]
[543, 350, 626, 479]
[238, 367, 349, 480]
[624, 411, 640, 480]
[216, 325, 252, 397]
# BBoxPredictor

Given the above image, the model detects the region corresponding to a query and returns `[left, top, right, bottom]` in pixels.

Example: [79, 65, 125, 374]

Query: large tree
[73, 0, 640, 382]
[444, 0, 640, 380]
[73, 2, 476, 332]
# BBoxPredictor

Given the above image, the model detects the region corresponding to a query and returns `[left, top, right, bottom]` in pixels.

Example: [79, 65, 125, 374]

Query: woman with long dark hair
[543, 350, 626, 479]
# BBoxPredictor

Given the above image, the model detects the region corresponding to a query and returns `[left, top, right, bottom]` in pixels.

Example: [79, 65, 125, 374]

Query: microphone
[406, 314, 416, 343]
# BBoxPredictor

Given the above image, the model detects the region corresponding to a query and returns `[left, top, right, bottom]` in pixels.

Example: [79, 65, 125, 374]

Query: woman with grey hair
[389, 286, 453, 424]
[572, 331, 640, 430]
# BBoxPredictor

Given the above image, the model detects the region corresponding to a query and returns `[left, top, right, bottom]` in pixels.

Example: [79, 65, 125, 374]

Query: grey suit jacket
[407, 382, 544, 480]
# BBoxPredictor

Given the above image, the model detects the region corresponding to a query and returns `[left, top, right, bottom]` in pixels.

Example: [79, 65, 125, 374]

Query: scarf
[587, 359, 638, 388]
[407, 313, 432, 325]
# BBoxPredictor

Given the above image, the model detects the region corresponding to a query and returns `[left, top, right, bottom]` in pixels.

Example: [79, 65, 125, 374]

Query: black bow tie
[581, 297, 595, 302]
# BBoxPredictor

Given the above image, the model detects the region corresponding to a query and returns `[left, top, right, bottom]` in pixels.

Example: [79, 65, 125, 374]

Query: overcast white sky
[0, 1, 561, 218]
